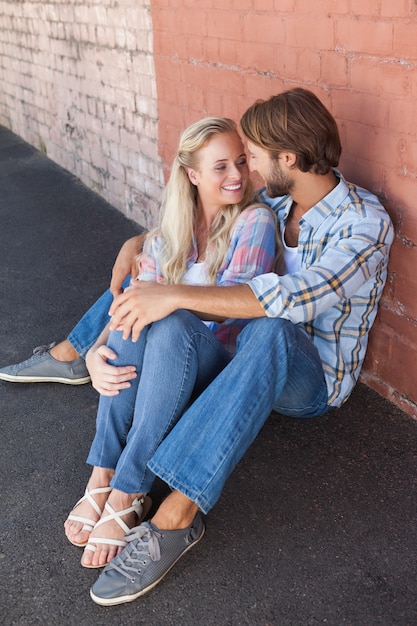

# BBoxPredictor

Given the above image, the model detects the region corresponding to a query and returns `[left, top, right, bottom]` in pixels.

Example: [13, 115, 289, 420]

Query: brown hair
[240, 88, 341, 175]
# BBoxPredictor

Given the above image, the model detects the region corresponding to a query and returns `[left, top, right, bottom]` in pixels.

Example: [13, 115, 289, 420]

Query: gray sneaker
[0, 343, 90, 385]
[90, 512, 205, 606]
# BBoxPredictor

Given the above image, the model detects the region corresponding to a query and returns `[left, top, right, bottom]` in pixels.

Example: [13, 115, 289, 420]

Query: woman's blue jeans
[86, 310, 231, 494]
[148, 317, 330, 514]
[68, 287, 329, 512]
[68, 279, 131, 358]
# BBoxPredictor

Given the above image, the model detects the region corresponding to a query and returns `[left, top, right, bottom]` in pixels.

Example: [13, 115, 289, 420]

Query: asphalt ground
[1, 125, 416, 626]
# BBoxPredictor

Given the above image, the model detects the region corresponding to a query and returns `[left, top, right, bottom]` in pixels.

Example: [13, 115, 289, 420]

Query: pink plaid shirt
[138, 205, 277, 356]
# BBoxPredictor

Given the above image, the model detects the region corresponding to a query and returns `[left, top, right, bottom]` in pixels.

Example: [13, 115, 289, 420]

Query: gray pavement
[0, 125, 416, 626]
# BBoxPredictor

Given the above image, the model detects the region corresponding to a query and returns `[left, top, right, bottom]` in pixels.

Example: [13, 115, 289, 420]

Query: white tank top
[181, 262, 211, 326]
[182, 262, 209, 285]
[282, 226, 301, 274]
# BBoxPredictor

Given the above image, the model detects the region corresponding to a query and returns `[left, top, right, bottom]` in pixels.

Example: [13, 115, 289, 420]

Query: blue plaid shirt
[249, 171, 394, 407]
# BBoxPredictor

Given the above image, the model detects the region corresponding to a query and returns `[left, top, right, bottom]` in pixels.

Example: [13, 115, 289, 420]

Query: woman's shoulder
[237, 202, 277, 224]
[228, 203, 277, 245]
[143, 229, 163, 252]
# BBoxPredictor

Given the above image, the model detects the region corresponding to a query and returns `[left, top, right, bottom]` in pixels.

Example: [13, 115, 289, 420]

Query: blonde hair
[141, 117, 257, 285]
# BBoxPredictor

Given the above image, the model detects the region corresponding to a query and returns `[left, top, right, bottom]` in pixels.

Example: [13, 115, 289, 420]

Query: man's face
[246, 140, 293, 198]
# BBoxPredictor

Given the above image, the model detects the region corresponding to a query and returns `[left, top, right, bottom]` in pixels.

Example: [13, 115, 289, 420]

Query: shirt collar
[257, 170, 350, 226]
[257, 188, 291, 216]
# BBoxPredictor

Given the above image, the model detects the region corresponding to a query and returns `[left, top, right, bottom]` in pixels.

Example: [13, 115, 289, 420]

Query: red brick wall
[151, 0, 417, 417]
[0, 0, 415, 416]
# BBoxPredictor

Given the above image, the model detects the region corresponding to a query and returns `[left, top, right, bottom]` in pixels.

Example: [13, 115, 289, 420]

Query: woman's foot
[81, 489, 151, 568]
[64, 468, 114, 547]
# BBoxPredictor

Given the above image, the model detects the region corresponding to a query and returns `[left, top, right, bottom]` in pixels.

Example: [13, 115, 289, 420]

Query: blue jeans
[148, 317, 330, 514]
[68, 277, 131, 358]
[86, 310, 231, 494]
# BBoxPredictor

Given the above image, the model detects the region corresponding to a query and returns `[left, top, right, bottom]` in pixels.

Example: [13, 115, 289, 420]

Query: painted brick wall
[150, 0, 417, 417]
[0, 0, 163, 229]
[0, 0, 416, 417]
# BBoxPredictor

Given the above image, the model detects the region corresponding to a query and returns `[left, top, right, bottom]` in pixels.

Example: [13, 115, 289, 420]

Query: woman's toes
[81, 543, 118, 568]
[71, 527, 89, 545]
[65, 484, 112, 547]
[64, 520, 83, 542]
[80, 547, 94, 567]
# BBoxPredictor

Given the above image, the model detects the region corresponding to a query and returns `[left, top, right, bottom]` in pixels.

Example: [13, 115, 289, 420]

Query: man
[85, 88, 392, 605]
[2, 88, 393, 605]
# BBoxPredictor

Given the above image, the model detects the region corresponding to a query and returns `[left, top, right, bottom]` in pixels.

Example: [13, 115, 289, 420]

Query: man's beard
[264, 159, 293, 198]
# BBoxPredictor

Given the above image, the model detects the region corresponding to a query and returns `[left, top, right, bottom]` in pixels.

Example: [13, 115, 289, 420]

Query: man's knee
[237, 317, 296, 350]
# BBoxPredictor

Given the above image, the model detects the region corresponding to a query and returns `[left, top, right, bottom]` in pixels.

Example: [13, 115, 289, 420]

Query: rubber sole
[0, 373, 91, 385]
[90, 525, 205, 606]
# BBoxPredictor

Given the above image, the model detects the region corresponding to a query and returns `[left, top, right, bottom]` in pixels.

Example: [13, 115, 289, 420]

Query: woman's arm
[87, 232, 158, 396]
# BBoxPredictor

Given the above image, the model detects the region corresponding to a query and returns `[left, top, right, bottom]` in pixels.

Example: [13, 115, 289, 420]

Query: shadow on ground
[1, 126, 416, 626]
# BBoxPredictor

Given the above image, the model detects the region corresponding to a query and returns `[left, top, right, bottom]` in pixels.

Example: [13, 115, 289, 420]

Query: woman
[64, 117, 281, 568]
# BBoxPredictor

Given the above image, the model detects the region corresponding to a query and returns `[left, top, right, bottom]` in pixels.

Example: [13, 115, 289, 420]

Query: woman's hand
[85, 344, 137, 396]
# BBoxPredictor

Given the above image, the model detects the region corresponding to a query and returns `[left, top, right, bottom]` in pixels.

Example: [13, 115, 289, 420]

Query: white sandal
[66, 486, 112, 547]
[81, 494, 152, 569]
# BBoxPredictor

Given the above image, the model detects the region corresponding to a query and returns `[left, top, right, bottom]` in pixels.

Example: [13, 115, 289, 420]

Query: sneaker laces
[33, 342, 56, 356]
[108, 524, 162, 580]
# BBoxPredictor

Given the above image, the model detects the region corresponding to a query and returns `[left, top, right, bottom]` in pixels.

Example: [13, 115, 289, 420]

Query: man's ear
[187, 168, 199, 185]
[280, 152, 297, 169]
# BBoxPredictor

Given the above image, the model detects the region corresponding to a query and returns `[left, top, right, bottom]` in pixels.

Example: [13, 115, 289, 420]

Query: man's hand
[110, 233, 147, 297]
[109, 281, 264, 342]
[85, 344, 137, 396]
[109, 281, 177, 342]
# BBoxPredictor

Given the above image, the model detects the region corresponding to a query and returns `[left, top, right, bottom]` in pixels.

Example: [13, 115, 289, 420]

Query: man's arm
[109, 281, 266, 341]
[109, 282, 265, 341]
[109, 233, 147, 296]
[109, 205, 277, 341]
[109, 209, 393, 342]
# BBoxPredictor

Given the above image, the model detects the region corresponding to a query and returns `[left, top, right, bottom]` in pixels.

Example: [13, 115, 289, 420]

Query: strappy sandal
[66, 486, 112, 547]
[81, 494, 152, 569]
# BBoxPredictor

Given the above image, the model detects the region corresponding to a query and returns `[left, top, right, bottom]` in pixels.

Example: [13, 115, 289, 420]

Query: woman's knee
[149, 310, 201, 339]
[106, 328, 148, 365]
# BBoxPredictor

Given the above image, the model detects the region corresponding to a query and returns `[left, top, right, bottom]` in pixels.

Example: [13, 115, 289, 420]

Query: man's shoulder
[329, 174, 391, 229]
[344, 180, 382, 210]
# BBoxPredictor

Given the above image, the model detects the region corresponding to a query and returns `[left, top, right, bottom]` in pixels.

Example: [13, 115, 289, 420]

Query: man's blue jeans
[68, 287, 329, 511]
[67, 279, 131, 358]
[148, 317, 330, 514]
[87, 311, 231, 494]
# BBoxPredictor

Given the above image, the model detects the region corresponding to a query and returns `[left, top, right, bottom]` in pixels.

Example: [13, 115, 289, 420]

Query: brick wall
[0, 0, 416, 417]
[0, 0, 163, 229]
[150, 0, 417, 418]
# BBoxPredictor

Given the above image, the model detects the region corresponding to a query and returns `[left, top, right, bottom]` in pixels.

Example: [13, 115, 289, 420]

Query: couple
[65, 116, 280, 568]
[1, 88, 393, 607]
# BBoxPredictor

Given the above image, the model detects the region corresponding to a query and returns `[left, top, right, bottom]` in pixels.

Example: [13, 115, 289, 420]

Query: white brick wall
[0, 0, 163, 229]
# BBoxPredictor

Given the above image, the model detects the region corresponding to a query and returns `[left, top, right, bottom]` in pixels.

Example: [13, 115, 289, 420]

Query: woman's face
[190, 131, 249, 211]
